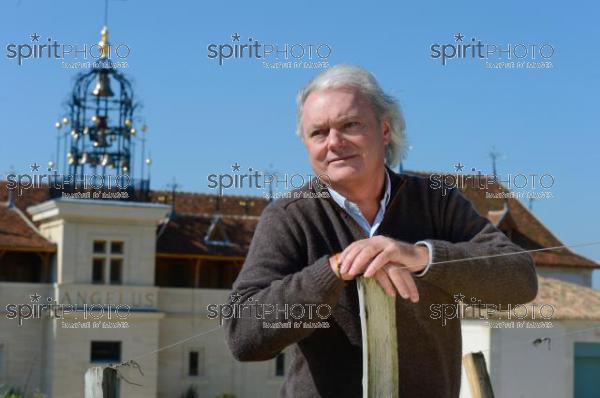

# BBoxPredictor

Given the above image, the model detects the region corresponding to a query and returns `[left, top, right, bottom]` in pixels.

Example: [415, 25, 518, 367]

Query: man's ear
[382, 120, 391, 145]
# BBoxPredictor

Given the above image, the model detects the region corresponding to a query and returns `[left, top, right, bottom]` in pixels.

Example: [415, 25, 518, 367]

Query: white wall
[0, 283, 52, 394]
[157, 288, 287, 398]
[461, 319, 600, 398]
[44, 313, 163, 398]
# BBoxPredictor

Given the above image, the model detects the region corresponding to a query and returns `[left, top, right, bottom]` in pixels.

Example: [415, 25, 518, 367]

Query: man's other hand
[337, 237, 429, 302]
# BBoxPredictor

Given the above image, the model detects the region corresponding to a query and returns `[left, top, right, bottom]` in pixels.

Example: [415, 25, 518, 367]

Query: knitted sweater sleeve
[421, 187, 538, 305]
[224, 202, 345, 361]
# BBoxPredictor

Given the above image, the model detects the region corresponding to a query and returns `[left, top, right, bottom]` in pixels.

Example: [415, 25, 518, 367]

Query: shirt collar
[327, 168, 391, 213]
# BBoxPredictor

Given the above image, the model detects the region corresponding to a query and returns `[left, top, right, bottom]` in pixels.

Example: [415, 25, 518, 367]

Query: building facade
[1, 175, 599, 397]
[0, 187, 287, 398]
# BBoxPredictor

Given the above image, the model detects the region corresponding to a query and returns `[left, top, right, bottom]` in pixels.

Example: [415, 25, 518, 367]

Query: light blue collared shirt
[327, 169, 433, 276]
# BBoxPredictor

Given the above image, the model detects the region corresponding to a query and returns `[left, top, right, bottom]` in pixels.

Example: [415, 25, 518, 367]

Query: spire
[98, 25, 110, 59]
[489, 146, 503, 177]
[166, 178, 180, 217]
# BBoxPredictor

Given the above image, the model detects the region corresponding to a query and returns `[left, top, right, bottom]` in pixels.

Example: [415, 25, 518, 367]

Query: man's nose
[327, 129, 345, 149]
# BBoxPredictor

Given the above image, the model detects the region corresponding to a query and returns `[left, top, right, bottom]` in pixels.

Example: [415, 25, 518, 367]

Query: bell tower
[51, 25, 151, 201]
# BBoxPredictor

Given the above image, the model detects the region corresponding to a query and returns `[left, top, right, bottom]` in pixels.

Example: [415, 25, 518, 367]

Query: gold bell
[92, 71, 114, 97]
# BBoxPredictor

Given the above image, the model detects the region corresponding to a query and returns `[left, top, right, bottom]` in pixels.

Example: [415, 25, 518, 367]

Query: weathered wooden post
[463, 352, 495, 398]
[85, 366, 118, 398]
[357, 276, 399, 398]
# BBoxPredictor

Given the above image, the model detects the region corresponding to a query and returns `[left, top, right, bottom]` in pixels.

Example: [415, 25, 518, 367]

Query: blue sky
[1, 1, 599, 287]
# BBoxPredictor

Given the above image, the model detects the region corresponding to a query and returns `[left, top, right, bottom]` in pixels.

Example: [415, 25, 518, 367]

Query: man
[225, 65, 538, 397]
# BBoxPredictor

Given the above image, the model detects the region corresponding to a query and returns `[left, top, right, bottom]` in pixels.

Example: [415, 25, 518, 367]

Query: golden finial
[98, 25, 110, 59]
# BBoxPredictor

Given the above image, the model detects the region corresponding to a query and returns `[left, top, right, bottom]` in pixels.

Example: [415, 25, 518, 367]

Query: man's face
[301, 87, 390, 188]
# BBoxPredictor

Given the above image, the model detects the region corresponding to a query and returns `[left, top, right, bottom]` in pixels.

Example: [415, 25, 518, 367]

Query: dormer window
[204, 216, 232, 247]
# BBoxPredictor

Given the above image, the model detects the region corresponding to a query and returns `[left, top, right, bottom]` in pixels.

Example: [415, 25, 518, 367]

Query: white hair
[295, 64, 407, 168]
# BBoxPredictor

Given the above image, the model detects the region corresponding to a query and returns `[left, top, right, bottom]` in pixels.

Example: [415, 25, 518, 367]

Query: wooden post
[85, 366, 118, 398]
[357, 276, 399, 398]
[463, 352, 495, 398]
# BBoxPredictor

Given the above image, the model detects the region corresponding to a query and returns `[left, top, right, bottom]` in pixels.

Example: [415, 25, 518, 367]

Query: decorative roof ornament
[98, 25, 110, 59]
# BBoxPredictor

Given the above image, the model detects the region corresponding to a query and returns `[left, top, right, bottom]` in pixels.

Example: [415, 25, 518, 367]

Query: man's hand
[337, 236, 430, 302]
[371, 265, 418, 302]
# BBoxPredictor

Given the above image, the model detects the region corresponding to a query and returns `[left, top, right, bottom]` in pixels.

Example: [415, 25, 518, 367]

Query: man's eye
[344, 122, 360, 129]
[311, 129, 326, 137]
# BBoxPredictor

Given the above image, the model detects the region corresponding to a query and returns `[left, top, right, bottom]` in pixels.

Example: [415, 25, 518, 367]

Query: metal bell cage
[50, 47, 151, 201]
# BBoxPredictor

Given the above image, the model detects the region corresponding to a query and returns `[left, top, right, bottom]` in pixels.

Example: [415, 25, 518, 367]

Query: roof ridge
[151, 189, 269, 201]
[1, 201, 53, 243]
[170, 211, 261, 220]
[507, 199, 565, 246]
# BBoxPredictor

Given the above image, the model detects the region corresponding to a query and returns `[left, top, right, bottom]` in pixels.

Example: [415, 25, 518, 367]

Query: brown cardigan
[225, 169, 538, 398]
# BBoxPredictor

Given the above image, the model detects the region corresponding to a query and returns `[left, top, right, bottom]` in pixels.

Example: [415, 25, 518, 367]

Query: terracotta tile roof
[0, 181, 270, 220]
[156, 213, 259, 257]
[0, 180, 269, 256]
[0, 181, 51, 218]
[530, 276, 600, 320]
[406, 172, 599, 269]
[1, 174, 597, 269]
[0, 201, 55, 251]
[149, 190, 268, 217]
[151, 191, 267, 257]
[465, 276, 600, 321]
[529, 251, 598, 268]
